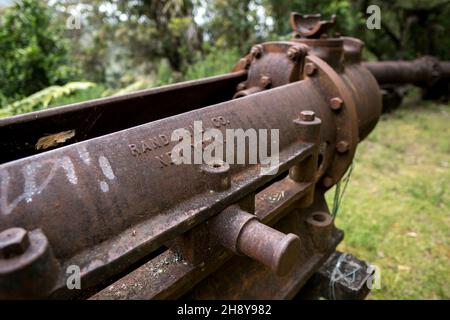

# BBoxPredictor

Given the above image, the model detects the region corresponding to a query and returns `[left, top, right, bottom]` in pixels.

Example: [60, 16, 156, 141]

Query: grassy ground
[326, 94, 449, 299]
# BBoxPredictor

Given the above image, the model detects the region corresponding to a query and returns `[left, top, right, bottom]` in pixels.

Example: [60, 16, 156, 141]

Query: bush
[0, 0, 79, 103]
[184, 47, 241, 80]
[1, 82, 97, 117]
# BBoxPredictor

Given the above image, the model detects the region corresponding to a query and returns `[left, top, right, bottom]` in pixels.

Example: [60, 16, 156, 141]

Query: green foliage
[201, 0, 268, 52]
[48, 84, 107, 107]
[2, 0, 450, 115]
[0, 0, 79, 103]
[362, 1, 450, 60]
[113, 0, 202, 73]
[1, 82, 96, 117]
[184, 47, 241, 80]
[111, 80, 153, 96]
[155, 59, 178, 86]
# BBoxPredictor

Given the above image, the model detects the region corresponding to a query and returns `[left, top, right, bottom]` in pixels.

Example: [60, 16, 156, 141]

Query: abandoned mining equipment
[0, 13, 448, 300]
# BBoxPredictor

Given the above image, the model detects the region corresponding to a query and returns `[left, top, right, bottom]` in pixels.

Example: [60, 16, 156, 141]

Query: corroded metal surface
[364, 57, 450, 87]
[1, 12, 447, 300]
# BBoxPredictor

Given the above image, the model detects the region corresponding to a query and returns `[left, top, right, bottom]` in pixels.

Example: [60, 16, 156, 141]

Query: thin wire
[329, 253, 347, 300]
[328, 253, 361, 300]
[331, 162, 354, 219]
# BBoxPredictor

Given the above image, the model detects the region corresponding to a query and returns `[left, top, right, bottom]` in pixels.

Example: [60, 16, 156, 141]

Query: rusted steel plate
[92, 209, 343, 300]
[91, 176, 314, 300]
[1, 78, 328, 295]
[0, 71, 247, 164]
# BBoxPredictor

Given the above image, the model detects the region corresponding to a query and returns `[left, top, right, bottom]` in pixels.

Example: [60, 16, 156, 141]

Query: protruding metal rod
[210, 205, 301, 276]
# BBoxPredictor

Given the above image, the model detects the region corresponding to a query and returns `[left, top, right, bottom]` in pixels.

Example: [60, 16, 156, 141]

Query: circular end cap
[273, 233, 301, 276]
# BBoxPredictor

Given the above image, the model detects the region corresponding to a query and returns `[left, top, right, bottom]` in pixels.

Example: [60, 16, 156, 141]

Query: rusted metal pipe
[364, 57, 450, 87]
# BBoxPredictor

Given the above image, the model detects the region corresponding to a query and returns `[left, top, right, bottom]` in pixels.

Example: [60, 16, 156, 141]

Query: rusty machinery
[0, 13, 449, 300]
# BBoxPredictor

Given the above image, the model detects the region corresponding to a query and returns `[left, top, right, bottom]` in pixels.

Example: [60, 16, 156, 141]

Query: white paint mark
[1, 156, 79, 215]
[1, 170, 27, 214]
[77, 145, 91, 165]
[60, 157, 78, 185]
[99, 156, 115, 180]
[99, 181, 109, 193]
[82, 259, 104, 273]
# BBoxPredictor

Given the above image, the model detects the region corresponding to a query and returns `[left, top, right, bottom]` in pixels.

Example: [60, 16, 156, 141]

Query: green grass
[327, 96, 450, 299]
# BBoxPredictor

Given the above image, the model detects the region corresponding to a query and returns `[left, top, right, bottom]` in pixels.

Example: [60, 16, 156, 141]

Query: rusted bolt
[287, 46, 302, 61]
[304, 62, 317, 76]
[239, 57, 251, 69]
[322, 176, 334, 188]
[300, 110, 315, 122]
[0, 228, 30, 259]
[202, 160, 231, 191]
[0, 228, 61, 299]
[336, 140, 350, 153]
[260, 76, 272, 88]
[236, 82, 246, 91]
[330, 97, 343, 110]
[250, 45, 263, 59]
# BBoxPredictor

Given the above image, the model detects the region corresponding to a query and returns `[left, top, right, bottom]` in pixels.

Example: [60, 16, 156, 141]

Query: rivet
[304, 63, 317, 76]
[259, 76, 272, 88]
[236, 82, 246, 91]
[330, 97, 343, 110]
[323, 176, 334, 187]
[250, 45, 263, 59]
[336, 140, 350, 153]
[287, 46, 302, 61]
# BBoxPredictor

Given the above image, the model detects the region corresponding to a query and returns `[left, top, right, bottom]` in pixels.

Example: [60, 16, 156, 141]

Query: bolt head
[260, 76, 272, 88]
[239, 57, 251, 69]
[236, 82, 246, 91]
[304, 63, 317, 76]
[323, 176, 334, 188]
[287, 46, 301, 61]
[0, 228, 30, 259]
[250, 45, 263, 59]
[330, 97, 343, 110]
[299, 110, 316, 122]
[336, 140, 350, 153]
